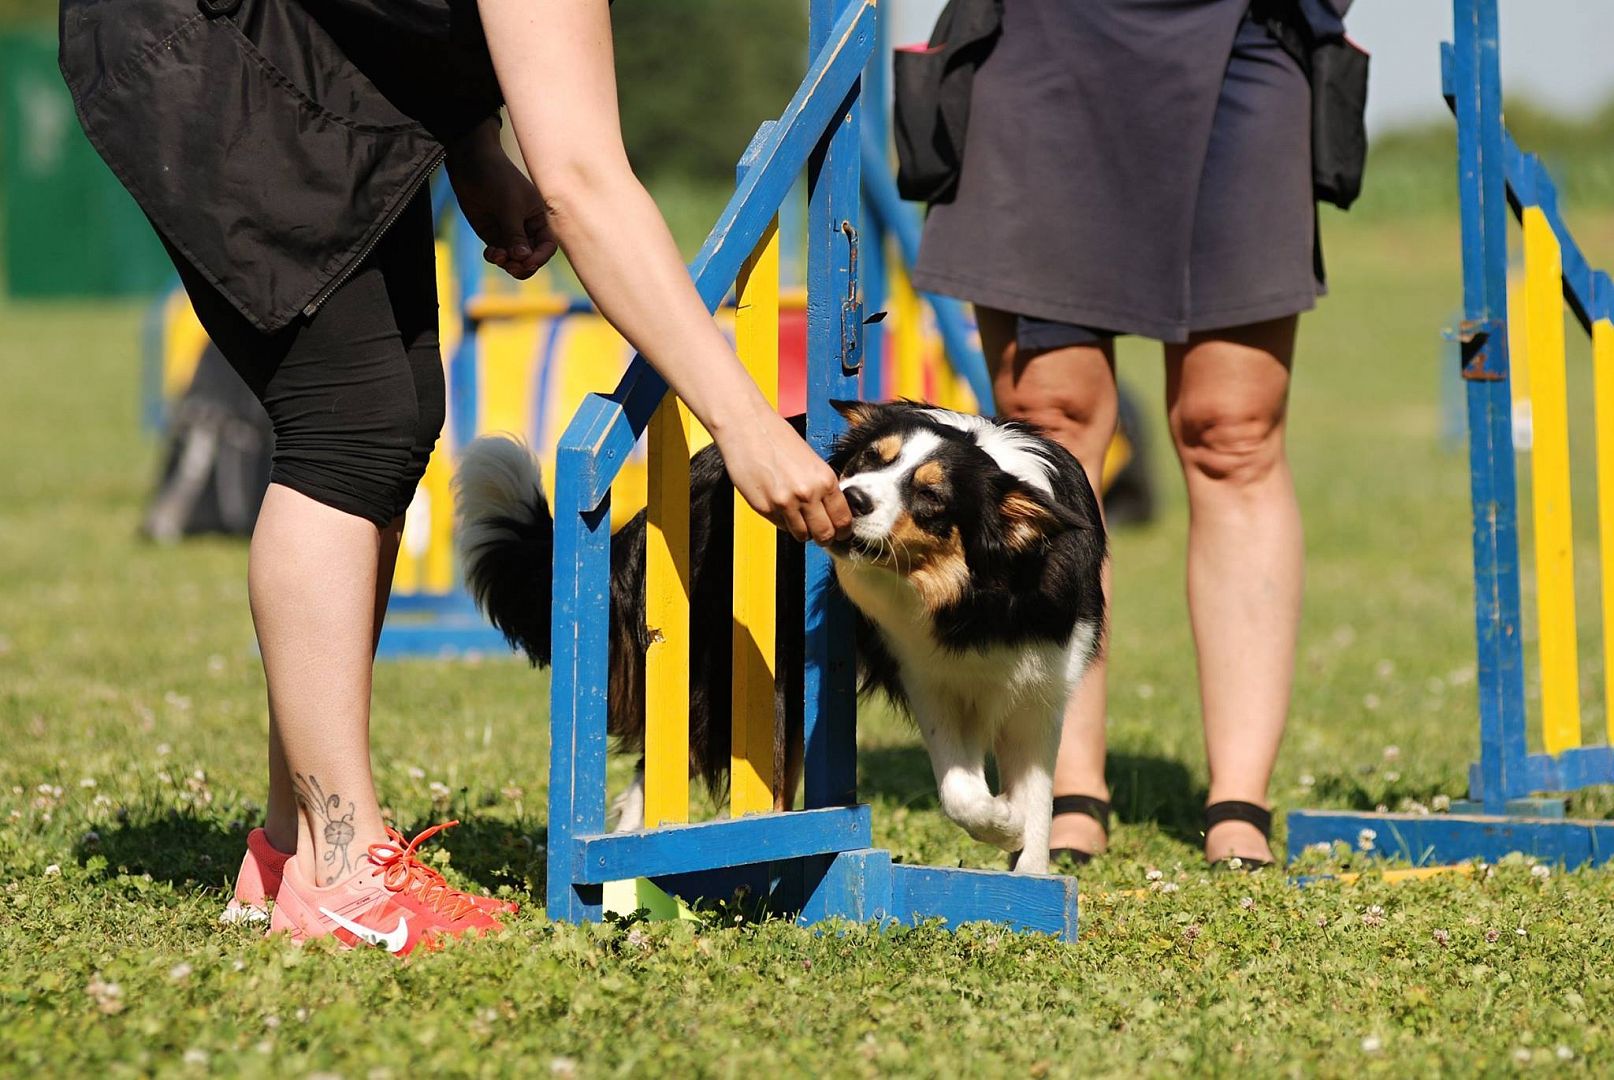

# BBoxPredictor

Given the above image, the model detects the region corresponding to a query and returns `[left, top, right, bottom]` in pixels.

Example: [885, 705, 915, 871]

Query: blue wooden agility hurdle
[1288, 0, 1614, 869]
[543, 0, 1079, 938]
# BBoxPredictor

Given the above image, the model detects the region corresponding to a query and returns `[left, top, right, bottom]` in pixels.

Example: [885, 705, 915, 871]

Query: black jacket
[59, 0, 502, 332]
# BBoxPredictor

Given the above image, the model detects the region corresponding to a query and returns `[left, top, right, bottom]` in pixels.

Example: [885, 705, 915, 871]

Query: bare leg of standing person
[977, 307, 1117, 857]
[1164, 316, 1302, 864]
[261, 515, 406, 856]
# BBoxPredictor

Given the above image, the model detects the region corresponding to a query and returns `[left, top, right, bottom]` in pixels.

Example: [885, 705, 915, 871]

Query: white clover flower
[1513, 1049, 1531, 1064]
[78, 777, 97, 789]
[1361, 1036, 1382, 1053]
[1383, 745, 1401, 762]
[43, 864, 60, 877]
[1557, 1046, 1575, 1061]
[168, 963, 193, 982]
[407, 766, 426, 781]
[183, 1048, 208, 1067]
[1431, 794, 1451, 812]
[1145, 868, 1164, 882]
[1357, 828, 1377, 852]
[1531, 864, 1550, 879]
[1240, 896, 1254, 910]
[1298, 773, 1316, 789]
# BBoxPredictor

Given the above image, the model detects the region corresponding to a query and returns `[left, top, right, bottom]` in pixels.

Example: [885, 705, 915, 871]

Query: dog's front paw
[941, 793, 1025, 851]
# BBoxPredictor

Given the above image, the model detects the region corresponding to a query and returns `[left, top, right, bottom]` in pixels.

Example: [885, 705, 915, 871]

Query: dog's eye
[911, 488, 946, 514]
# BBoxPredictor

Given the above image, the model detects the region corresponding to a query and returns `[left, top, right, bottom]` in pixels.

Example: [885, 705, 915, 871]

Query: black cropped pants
[162, 192, 444, 527]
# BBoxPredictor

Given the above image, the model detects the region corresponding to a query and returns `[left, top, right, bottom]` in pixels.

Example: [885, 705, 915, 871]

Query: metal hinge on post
[840, 220, 864, 376]
[1443, 317, 1508, 381]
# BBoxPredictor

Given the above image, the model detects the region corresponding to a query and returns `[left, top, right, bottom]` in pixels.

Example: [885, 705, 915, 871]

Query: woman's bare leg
[262, 514, 404, 856]
[252, 484, 391, 884]
[1164, 316, 1302, 864]
[977, 307, 1117, 856]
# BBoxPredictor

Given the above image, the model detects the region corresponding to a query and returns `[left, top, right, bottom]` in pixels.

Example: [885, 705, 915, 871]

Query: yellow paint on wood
[645, 395, 692, 827]
[892, 267, 925, 401]
[1521, 207, 1581, 753]
[731, 217, 781, 817]
[1594, 319, 1614, 744]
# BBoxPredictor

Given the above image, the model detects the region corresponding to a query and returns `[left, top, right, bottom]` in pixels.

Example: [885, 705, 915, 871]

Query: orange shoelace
[366, 821, 479, 921]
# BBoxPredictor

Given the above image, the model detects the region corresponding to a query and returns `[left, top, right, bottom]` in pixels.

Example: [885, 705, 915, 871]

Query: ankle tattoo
[292, 773, 359, 886]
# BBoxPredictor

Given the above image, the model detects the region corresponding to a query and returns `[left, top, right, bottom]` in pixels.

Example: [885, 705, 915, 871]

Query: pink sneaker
[219, 828, 291, 925]
[268, 822, 503, 957]
[220, 821, 518, 926]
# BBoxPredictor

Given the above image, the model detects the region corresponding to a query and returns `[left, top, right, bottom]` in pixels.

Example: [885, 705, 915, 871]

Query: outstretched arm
[463, 0, 851, 545]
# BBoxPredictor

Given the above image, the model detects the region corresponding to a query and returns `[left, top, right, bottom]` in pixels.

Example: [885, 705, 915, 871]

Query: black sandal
[1204, 800, 1275, 870]
[1009, 794, 1111, 870]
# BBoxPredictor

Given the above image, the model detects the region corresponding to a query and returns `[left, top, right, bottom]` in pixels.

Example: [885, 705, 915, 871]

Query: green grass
[8, 213, 1614, 1075]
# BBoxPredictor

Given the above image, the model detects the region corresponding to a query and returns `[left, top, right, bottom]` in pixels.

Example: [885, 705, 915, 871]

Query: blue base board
[632, 847, 1079, 941]
[375, 617, 516, 660]
[1287, 809, 1614, 869]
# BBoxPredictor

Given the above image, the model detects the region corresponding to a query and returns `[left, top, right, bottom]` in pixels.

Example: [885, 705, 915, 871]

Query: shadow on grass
[77, 811, 545, 898]
[859, 744, 1210, 846]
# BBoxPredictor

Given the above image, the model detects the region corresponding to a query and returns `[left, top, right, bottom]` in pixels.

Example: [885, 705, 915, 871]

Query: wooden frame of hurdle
[1287, 0, 1614, 868]
[542, 0, 1078, 938]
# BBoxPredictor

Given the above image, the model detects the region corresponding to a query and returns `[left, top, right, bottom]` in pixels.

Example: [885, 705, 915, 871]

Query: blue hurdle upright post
[1287, 0, 1614, 869]
[543, 0, 1078, 938]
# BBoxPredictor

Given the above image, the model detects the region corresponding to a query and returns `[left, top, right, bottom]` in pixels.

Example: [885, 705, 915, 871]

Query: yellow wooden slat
[1522, 207, 1581, 753]
[892, 266, 925, 401]
[731, 217, 781, 817]
[644, 395, 692, 827]
[1594, 319, 1614, 745]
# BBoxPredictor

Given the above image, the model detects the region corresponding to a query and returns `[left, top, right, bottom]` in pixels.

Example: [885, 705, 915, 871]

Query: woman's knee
[267, 374, 424, 529]
[997, 375, 1119, 471]
[1171, 396, 1286, 488]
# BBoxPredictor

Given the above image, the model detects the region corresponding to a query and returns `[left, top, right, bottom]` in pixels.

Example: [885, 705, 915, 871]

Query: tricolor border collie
[456, 401, 1104, 874]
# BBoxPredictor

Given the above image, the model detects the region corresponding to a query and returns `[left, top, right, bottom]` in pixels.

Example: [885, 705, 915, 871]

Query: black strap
[1203, 800, 1272, 838]
[1051, 794, 1111, 838]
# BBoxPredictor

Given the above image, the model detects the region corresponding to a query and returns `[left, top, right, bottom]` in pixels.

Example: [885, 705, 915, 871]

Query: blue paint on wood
[889, 865, 1079, 941]
[803, 0, 864, 812]
[373, 621, 515, 660]
[546, 453, 611, 922]
[1287, 809, 1614, 870]
[800, 849, 894, 924]
[860, 8, 889, 399]
[1449, 0, 1529, 812]
[571, 806, 873, 884]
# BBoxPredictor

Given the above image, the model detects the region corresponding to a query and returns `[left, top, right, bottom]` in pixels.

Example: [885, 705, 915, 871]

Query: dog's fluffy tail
[454, 436, 554, 666]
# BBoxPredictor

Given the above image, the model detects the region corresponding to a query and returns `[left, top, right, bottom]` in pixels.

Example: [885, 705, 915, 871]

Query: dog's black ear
[830, 399, 881, 428]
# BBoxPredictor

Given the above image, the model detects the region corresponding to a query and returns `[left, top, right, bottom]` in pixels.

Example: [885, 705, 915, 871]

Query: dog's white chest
[834, 560, 1094, 727]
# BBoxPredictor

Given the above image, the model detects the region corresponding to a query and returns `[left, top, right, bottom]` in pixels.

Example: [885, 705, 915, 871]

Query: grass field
[7, 209, 1614, 1076]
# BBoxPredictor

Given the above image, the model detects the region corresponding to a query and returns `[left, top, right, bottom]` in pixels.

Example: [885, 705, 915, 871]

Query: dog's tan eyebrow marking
[873, 434, 902, 463]
[912, 460, 945, 487]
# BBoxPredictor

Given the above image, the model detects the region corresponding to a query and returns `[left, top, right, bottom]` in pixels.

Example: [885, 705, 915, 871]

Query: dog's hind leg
[914, 694, 1024, 851]
[994, 704, 1062, 874]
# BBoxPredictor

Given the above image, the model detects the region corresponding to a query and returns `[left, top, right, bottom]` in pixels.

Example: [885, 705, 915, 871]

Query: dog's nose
[843, 485, 873, 518]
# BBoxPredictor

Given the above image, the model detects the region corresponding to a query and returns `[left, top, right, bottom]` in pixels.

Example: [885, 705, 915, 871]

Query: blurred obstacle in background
[1289, 0, 1614, 869]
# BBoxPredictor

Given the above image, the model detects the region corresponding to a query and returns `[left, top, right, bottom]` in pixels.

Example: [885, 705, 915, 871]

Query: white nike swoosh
[318, 906, 409, 953]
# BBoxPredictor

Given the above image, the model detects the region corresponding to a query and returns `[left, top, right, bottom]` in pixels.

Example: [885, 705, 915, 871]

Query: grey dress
[912, 0, 1320, 345]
